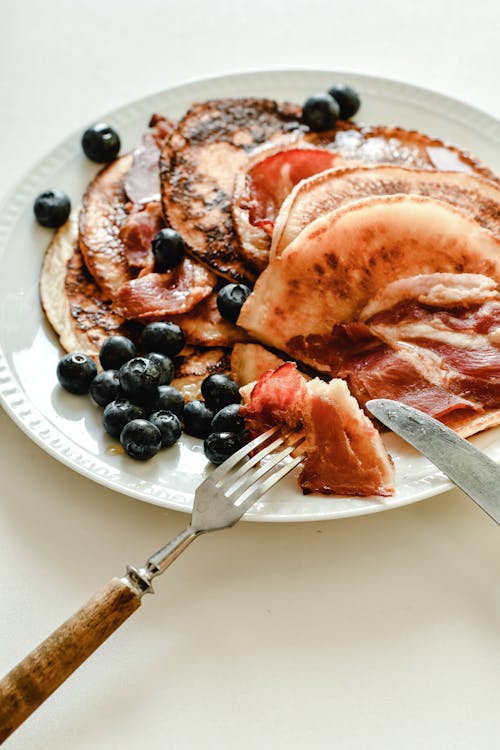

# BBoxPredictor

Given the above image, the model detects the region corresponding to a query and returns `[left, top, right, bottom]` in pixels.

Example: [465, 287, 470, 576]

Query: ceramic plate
[1, 69, 499, 522]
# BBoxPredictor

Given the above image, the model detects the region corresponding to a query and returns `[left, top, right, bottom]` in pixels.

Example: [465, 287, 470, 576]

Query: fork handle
[0, 577, 141, 743]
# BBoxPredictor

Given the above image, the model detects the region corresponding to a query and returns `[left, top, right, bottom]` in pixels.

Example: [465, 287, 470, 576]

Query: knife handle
[0, 577, 142, 743]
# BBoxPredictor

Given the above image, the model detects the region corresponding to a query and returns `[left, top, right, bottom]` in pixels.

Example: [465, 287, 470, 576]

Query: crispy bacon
[300, 379, 394, 497]
[245, 148, 339, 234]
[118, 201, 164, 271]
[242, 363, 394, 497]
[115, 257, 216, 321]
[243, 362, 307, 431]
[344, 346, 478, 418]
[363, 274, 500, 410]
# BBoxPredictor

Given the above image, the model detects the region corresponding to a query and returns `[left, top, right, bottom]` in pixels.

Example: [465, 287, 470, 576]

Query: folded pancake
[79, 115, 173, 299]
[238, 195, 500, 366]
[160, 98, 303, 285]
[242, 362, 395, 497]
[232, 145, 341, 273]
[271, 165, 500, 259]
[79, 154, 134, 299]
[232, 121, 499, 272]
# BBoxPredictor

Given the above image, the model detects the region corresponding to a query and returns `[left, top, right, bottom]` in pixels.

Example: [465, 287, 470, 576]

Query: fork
[0, 425, 306, 742]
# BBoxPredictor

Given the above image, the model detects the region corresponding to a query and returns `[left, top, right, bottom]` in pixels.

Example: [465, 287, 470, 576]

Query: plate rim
[1, 67, 499, 522]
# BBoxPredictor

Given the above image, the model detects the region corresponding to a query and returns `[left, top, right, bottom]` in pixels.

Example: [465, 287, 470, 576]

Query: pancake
[41, 214, 245, 359]
[271, 165, 500, 259]
[160, 97, 302, 285]
[41, 215, 132, 358]
[231, 121, 500, 273]
[79, 154, 134, 300]
[172, 346, 231, 400]
[305, 121, 498, 178]
[237, 194, 500, 365]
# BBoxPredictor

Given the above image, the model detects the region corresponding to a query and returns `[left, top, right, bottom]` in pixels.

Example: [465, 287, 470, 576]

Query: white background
[1, 1, 500, 748]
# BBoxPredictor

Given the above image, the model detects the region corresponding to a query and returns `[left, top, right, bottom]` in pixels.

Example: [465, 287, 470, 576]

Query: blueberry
[182, 400, 214, 439]
[146, 352, 174, 385]
[204, 432, 244, 466]
[216, 283, 251, 324]
[119, 357, 161, 406]
[301, 94, 339, 132]
[327, 84, 360, 120]
[120, 419, 162, 460]
[152, 228, 185, 271]
[90, 369, 121, 407]
[99, 335, 136, 370]
[34, 189, 71, 228]
[103, 399, 146, 438]
[148, 410, 182, 448]
[81, 122, 121, 163]
[211, 403, 245, 434]
[56, 352, 97, 394]
[157, 385, 184, 417]
[201, 374, 241, 412]
[140, 322, 185, 357]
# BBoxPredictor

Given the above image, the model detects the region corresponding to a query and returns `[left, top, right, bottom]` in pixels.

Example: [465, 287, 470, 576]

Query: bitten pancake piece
[160, 97, 302, 284]
[238, 195, 500, 369]
[272, 165, 500, 258]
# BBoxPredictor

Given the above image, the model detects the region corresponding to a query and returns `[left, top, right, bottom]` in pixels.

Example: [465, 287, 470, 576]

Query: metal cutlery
[0, 425, 306, 742]
[367, 398, 500, 524]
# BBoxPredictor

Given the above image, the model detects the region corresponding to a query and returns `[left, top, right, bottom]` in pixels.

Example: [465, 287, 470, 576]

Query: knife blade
[366, 398, 500, 525]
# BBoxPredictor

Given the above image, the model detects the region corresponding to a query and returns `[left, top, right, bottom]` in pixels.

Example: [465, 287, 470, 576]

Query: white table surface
[1, 1, 500, 748]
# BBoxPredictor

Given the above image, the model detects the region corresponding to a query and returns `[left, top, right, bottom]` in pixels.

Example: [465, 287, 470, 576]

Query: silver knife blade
[366, 398, 500, 525]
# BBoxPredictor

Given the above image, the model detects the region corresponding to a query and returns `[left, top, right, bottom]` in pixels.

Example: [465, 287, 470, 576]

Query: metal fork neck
[124, 525, 199, 597]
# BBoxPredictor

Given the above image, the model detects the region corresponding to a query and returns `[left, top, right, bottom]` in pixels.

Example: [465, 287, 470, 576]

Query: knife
[366, 398, 500, 525]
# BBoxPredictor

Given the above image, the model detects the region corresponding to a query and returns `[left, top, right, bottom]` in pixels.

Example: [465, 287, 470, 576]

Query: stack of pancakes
[41, 96, 500, 408]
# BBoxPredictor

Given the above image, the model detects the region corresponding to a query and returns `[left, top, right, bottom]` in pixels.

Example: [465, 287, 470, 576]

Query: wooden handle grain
[0, 577, 141, 743]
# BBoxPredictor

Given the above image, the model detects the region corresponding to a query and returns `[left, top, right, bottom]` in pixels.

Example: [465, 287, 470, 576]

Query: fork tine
[208, 425, 281, 482]
[222, 432, 307, 498]
[214, 427, 297, 488]
[232, 451, 306, 514]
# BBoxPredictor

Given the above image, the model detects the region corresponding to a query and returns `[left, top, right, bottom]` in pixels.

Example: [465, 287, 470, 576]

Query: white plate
[1, 69, 500, 522]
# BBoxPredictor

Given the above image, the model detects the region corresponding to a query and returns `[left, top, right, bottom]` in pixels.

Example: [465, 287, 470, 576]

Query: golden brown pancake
[41, 215, 245, 359]
[230, 120, 499, 273]
[238, 195, 500, 366]
[41, 216, 133, 358]
[272, 165, 500, 259]
[172, 346, 231, 400]
[230, 343, 287, 386]
[306, 121, 498, 178]
[160, 98, 302, 285]
[79, 154, 134, 300]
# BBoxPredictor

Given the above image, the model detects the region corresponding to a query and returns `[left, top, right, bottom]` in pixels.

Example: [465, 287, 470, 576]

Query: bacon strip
[242, 363, 394, 497]
[116, 257, 216, 321]
[363, 274, 500, 410]
[118, 201, 164, 271]
[246, 148, 339, 234]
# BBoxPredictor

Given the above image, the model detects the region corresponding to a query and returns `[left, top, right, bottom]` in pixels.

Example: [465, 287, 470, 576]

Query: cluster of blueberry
[301, 83, 361, 132]
[56, 321, 246, 464]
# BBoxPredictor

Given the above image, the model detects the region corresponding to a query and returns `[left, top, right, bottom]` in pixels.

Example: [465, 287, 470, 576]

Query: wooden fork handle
[0, 577, 141, 743]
